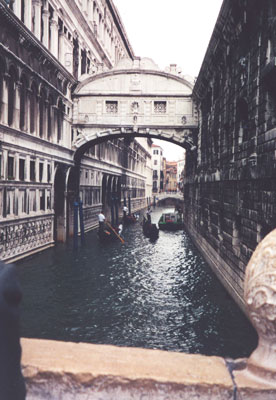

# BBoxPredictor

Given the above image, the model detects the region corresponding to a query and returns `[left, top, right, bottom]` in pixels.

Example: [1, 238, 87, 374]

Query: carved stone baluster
[234, 228, 276, 388]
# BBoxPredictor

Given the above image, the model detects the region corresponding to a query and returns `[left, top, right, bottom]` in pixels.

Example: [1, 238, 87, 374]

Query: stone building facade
[151, 144, 164, 193]
[165, 161, 177, 193]
[184, 0, 276, 309]
[0, 0, 152, 262]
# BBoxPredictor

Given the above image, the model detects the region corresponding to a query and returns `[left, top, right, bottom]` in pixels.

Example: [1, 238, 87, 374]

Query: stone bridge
[72, 58, 198, 161]
[155, 192, 184, 201]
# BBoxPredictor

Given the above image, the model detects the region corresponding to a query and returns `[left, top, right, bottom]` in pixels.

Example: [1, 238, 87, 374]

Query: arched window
[20, 75, 27, 130]
[30, 82, 37, 134]
[8, 67, 16, 127]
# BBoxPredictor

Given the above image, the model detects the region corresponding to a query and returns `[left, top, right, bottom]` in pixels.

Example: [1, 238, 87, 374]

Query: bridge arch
[72, 127, 197, 163]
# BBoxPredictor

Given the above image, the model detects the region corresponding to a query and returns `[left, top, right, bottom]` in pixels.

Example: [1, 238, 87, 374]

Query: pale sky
[113, 0, 223, 160]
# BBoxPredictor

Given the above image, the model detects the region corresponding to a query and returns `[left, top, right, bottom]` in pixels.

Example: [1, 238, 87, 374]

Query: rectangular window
[18, 189, 26, 214]
[0, 154, 2, 178]
[39, 162, 44, 182]
[154, 101, 166, 114]
[47, 164, 51, 183]
[154, 160, 157, 165]
[40, 190, 45, 210]
[6, 189, 14, 215]
[7, 156, 14, 180]
[47, 190, 51, 210]
[19, 159, 25, 181]
[106, 101, 118, 113]
[29, 189, 36, 212]
[30, 160, 35, 181]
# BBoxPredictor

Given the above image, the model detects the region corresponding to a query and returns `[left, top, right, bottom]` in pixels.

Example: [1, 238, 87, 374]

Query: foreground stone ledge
[21, 338, 233, 399]
[235, 368, 276, 400]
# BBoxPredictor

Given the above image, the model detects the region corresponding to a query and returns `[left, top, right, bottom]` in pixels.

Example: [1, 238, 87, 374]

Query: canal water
[16, 207, 257, 358]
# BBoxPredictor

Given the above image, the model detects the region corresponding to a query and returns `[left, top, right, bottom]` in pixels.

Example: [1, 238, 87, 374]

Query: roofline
[74, 68, 194, 94]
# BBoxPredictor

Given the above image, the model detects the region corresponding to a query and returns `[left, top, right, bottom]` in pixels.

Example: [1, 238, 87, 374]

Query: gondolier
[98, 210, 105, 232]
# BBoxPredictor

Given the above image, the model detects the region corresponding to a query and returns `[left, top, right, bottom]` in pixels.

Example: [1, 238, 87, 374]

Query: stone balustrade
[6, 230, 276, 398]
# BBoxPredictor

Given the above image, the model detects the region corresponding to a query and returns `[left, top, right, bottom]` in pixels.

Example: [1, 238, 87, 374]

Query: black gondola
[98, 223, 124, 243]
[124, 214, 139, 224]
[142, 217, 159, 241]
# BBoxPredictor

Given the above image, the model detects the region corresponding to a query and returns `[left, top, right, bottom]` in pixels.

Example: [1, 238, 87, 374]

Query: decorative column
[25, 0, 32, 30]
[36, 94, 40, 136]
[44, 99, 49, 140]
[13, 0, 21, 20]
[50, 10, 58, 58]
[42, 2, 50, 49]
[88, 0, 93, 22]
[52, 105, 58, 143]
[1, 74, 9, 125]
[15, 153, 19, 181]
[25, 88, 31, 133]
[58, 32, 66, 66]
[25, 155, 30, 182]
[43, 160, 48, 183]
[2, 150, 8, 180]
[33, 0, 42, 40]
[13, 81, 21, 130]
[35, 158, 39, 182]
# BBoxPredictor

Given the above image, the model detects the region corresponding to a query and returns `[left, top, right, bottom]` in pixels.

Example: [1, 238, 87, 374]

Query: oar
[106, 221, 125, 244]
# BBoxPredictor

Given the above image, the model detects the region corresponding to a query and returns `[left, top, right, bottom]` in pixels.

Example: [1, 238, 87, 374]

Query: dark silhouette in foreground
[0, 261, 26, 400]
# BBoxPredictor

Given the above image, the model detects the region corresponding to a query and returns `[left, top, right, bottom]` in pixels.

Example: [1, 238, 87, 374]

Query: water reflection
[16, 207, 258, 358]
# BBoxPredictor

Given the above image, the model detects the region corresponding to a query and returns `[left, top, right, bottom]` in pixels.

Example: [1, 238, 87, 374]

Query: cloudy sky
[113, 0, 223, 160]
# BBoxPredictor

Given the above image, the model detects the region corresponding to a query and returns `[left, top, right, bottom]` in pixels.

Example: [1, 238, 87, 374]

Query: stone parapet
[21, 338, 276, 399]
[22, 338, 233, 399]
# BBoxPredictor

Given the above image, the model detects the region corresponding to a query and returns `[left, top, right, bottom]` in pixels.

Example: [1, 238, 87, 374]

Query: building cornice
[75, 92, 192, 99]
[0, 124, 74, 162]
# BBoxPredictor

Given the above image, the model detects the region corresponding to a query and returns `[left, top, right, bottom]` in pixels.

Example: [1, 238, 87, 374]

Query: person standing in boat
[118, 222, 123, 236]
[146, 206, 152, 223]
[98, 210, 105, 232]
[123, 205, 128, 220]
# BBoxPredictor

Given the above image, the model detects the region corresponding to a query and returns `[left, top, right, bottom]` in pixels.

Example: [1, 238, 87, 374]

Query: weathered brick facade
[184, 0, 276, 309]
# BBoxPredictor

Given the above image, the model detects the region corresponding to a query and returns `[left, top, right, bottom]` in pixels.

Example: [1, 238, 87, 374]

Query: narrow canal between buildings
[16, 206, 258, 358]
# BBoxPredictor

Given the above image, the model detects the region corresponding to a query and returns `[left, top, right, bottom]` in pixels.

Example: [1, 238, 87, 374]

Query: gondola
[98, 227, 117, 242]
[124, 214, 139, 224]
[142, 217, 159, 240]
[98, 223, 124, 243]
